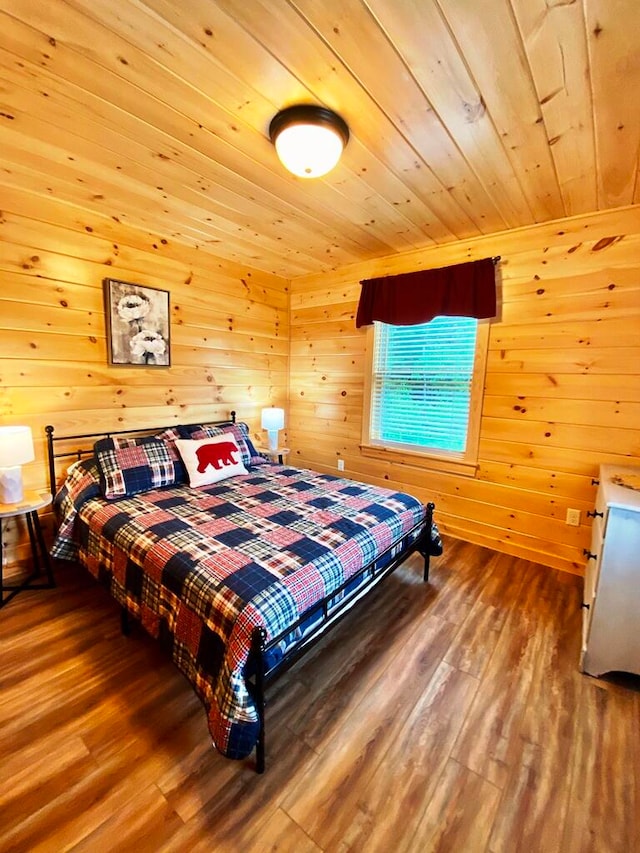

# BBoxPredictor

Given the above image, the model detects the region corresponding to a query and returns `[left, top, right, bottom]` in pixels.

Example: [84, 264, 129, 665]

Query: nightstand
[0, 491, 55, 608]
[256, 447, 290, 464]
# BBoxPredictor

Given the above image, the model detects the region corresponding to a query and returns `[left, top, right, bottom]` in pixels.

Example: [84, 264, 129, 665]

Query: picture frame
[103, 278, 171, 367]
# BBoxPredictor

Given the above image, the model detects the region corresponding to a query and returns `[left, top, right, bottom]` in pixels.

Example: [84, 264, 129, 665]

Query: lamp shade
[0, 425, 34, 467]
[269, 105, 349, 178]
[261, 408, 285, 431]
[0, 425, 34, 503]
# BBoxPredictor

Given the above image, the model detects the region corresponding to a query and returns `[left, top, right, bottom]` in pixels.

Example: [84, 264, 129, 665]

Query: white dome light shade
[269, 105, 349, 179]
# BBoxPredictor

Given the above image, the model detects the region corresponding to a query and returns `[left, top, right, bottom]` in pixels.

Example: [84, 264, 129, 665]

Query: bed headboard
[45, 410, 237, 499]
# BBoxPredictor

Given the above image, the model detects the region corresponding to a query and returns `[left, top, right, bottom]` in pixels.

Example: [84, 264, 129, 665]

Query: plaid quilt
[53, 462, 426, 759]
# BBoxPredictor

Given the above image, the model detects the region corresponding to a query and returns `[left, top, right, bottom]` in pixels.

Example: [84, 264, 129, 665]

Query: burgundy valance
[355, 257, 497, 328]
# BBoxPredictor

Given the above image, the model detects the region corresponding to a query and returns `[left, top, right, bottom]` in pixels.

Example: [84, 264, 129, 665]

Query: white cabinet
[581, 464, 640, 677]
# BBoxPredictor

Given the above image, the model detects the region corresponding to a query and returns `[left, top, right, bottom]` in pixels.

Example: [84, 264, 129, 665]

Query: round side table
[0, 491, 55, 609]
[256, 447, 290, 464]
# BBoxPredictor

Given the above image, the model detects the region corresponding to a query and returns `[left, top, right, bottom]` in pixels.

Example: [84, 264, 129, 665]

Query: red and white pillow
[175, 433, 248, 487]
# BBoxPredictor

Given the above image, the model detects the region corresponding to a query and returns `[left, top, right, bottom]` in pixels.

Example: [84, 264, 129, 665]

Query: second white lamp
[261, 407, 285, 452]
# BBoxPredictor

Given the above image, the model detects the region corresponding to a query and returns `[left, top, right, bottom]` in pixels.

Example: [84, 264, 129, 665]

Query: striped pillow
[155, 427, 188, 483]
[178, 423, 266, 468]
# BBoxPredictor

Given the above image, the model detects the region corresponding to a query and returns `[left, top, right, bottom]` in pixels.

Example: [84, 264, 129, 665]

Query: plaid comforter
[53, 461, 426, 759]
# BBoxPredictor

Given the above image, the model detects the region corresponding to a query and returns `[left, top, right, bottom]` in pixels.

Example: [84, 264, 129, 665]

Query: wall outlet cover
[566, 508, 581, 526]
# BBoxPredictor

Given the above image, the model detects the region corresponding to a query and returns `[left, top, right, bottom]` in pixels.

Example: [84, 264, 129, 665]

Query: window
[362, 317, 489, 474]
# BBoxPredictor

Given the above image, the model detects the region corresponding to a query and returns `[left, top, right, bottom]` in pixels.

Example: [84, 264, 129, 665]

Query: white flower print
[117, 293, 151, 323]
[130, 329, 167, 363]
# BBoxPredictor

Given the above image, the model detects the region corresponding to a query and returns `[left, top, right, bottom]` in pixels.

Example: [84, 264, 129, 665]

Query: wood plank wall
[3, 188, 639, 578]
[0, 185, 289, 565]
[289, 205, 640, 575]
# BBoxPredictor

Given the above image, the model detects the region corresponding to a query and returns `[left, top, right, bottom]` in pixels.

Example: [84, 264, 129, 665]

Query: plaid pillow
[55, 457, 101, 510]
[155, 427, 188, 483]
[236, 422, 267, 467]
[51, 458, 103, 560]
[94, 435, 180, 499]
[178, 423, 266, 468]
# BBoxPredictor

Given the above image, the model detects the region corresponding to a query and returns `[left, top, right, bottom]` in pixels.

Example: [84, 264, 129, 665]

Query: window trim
[361, 319, 490, 477]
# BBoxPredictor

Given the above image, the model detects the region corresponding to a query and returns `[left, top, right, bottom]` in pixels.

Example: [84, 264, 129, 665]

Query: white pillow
[175, 433, 247, 487]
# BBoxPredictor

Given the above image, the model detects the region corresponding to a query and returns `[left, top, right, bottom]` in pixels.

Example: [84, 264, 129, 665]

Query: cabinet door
[582, 506, 640, 677]
[583, 513, 604, 606]
[581, 510, 604, 664]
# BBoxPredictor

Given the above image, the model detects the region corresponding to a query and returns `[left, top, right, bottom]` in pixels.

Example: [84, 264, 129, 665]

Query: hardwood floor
[1, 538, 639, 852]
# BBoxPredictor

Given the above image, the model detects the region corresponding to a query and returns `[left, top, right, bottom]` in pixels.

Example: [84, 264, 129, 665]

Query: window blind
[371, 317, 478, 453]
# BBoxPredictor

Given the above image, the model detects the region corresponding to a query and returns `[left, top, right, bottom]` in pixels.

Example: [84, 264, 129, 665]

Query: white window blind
[370, 317, 478, 453]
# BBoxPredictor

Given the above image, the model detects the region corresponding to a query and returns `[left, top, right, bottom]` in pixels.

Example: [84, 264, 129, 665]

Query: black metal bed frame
[46, 413, 239, 499]
[46, 413, 436, 772]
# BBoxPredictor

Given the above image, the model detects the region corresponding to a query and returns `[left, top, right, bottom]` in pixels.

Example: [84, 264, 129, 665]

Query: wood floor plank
[424, 538, 500, 624]
[354, 661, 480, 852]
[281, 614, 461, 849]
[283, 566, 438, 749]
[449, 609, 542, 786]
[241, 807, 322, 853]
[49, 783, 183, 853]
[408, 757, 501, 852]
[158, 718, 318, 839]
[0, 543, 639, 851]
[0, 734, 95, 834]
[1, 748, 179, 852]
[560, 676, 640, 853]
[443, 600, 509, 679]
[442, 550, 533, 679]
[487, 566, 584, 853]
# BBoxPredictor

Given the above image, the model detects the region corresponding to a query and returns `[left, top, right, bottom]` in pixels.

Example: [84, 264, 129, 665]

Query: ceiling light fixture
[269, 105, 349, 179]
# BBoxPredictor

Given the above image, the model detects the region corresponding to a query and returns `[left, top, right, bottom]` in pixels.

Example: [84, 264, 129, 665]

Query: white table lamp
[261, 407, 285, 452]
[0, 425, 35, 504]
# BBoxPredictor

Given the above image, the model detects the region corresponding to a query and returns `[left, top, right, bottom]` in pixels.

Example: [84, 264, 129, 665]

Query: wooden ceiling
[1, 0, 639, 278]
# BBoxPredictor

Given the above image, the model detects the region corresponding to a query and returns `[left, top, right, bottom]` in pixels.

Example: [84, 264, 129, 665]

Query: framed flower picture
[103, 278, 171, 367]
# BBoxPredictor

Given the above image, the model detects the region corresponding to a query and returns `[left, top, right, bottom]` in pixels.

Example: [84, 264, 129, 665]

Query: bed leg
[121, 607, 131, 636]
[251, 626, 267, 774]
[422, 502, 437, 583]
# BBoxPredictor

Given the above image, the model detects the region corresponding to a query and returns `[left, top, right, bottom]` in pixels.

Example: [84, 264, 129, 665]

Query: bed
[47, 414, 442, 771]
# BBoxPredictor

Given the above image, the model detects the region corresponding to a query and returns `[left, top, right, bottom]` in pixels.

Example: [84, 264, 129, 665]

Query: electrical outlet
[566, 508, 581, 527]
[337, 458, 345, 471]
